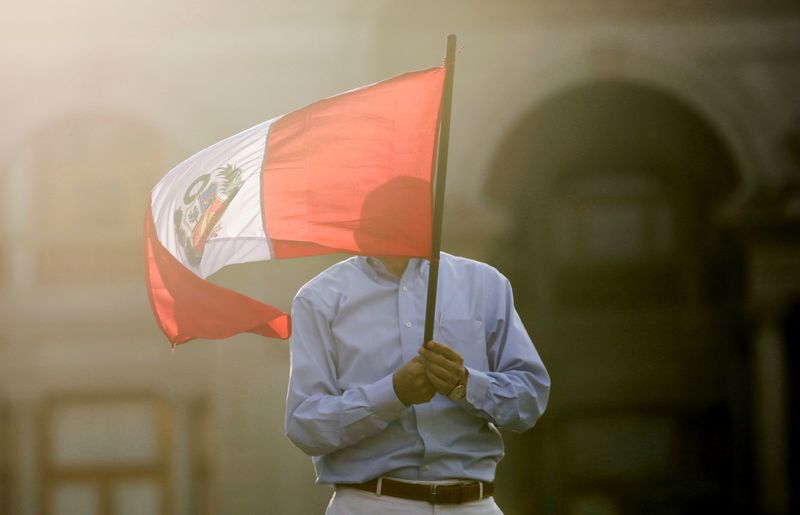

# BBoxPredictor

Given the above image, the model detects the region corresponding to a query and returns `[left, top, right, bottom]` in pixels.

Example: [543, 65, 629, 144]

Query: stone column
[6, 145, 34, 292]
[752, 313, 789, 515]
[12, 401, 38, 515]
[170, 397, 190, 515]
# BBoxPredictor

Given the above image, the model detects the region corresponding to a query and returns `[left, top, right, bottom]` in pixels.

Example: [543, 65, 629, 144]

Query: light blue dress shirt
[285, 253, 550, 484]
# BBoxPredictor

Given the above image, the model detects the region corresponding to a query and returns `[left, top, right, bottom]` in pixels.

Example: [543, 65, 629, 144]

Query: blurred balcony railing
[0, 236, 150, 329]
[32, 237, 143, 288]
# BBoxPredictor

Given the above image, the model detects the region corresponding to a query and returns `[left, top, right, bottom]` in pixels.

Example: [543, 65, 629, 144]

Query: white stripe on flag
[150, 116, 281, 278]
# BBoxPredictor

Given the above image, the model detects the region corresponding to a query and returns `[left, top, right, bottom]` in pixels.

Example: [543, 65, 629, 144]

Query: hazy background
[1, 1, 799, 514]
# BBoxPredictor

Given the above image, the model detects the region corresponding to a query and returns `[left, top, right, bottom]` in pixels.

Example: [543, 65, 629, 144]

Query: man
[285, 248, 550, 514]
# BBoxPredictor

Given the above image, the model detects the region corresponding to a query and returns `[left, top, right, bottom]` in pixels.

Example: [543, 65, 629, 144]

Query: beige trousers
[325, 485, 504, 515]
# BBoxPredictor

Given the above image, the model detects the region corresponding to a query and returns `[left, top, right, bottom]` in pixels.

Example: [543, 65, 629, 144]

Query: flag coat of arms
[145, 67, 446, 346]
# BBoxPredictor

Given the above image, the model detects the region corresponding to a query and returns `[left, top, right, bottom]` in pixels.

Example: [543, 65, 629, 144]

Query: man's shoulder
[295, 256, 363, 301]
[441, 252, 506, 282]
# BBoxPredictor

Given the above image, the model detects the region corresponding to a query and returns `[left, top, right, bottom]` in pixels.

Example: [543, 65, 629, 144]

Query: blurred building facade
[1, 2, 799, 514]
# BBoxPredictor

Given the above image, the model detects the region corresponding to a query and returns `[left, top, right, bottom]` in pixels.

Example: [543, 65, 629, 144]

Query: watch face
[448, 384, 466, 401]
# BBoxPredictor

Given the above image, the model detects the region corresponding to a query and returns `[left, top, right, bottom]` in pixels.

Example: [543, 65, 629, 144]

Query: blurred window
[552, 172, 683, 306]
[553, 172, 673, 262]
[26, 114, 164, 286]
[39, 395, 211, 515]
[41, 396, 169, 515]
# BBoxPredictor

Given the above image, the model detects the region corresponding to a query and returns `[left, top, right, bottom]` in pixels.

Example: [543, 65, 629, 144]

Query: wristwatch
[447, 367, 468, 401]
[447, 383, 466, 401]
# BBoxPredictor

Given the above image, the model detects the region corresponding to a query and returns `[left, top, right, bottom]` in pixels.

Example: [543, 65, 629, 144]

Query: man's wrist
[392, 371, 411, 407]
[460, 367, 492, 407]
[372, 373, 409, 414]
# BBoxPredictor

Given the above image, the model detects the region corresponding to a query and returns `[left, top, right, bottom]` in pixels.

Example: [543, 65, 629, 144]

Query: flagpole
[423, 34, 457, 346]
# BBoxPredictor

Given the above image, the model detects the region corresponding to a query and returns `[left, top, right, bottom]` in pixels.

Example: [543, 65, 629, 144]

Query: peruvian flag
[145, 67, 446, 346]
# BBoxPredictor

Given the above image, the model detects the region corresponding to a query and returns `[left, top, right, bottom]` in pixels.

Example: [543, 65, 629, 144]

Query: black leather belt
[338, 477, 495, 504]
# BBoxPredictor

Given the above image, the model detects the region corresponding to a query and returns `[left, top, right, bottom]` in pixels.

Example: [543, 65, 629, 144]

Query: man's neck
[378, 257, 410, 278]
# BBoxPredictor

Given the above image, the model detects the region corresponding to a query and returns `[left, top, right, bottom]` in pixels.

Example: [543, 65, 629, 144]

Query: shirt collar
[356, 256, 428, 282]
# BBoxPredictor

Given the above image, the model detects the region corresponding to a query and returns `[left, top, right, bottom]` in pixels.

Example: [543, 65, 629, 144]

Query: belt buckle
[429, 483, 466, 504]
[429, 484, 438, 504]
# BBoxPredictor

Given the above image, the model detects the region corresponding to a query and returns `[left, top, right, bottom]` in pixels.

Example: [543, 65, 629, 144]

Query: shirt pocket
[436, 319, 489, 371]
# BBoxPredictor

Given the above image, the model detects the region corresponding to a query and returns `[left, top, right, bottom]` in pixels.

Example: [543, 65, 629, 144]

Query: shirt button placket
[398, 284, 417, 362]
[401, 272, 435, 478]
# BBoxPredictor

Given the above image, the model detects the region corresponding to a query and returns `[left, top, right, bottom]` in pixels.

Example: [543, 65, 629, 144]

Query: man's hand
[393, 356, 436, 406]
[419, 340, 468, 396]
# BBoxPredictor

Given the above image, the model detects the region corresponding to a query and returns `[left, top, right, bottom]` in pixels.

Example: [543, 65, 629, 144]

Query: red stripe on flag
[144, 207, 290, 345]
[261, 67, 445, 259]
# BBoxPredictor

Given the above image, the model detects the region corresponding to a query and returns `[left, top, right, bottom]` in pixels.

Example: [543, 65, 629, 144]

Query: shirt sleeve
[456, 273, 551, 432]
[285, 294, 408, 456]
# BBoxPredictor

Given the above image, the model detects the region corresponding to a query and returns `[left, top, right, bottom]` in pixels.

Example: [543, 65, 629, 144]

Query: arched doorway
[487, 80, 749, 514]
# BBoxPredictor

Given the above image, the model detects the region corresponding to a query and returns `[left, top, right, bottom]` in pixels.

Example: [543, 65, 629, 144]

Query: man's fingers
[394, 356, 439, 406]
[419, 347, 462, 372]
[424, 340, 462, 362]
[424, 368, 452, 394]
[418, 343, 465, 396]
[424, 361, 453, 381]
[420, 356, 460, 381]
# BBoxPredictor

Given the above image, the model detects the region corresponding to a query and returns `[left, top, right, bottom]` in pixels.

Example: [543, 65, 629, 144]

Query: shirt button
[402, 285, 408, 292]
[423, 465, 430, 470]
[405, 321, 412, 328]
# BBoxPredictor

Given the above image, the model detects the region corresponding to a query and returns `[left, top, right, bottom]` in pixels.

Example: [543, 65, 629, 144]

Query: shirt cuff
[363, 373, 407, 419]
[463, 366, 492, 408]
